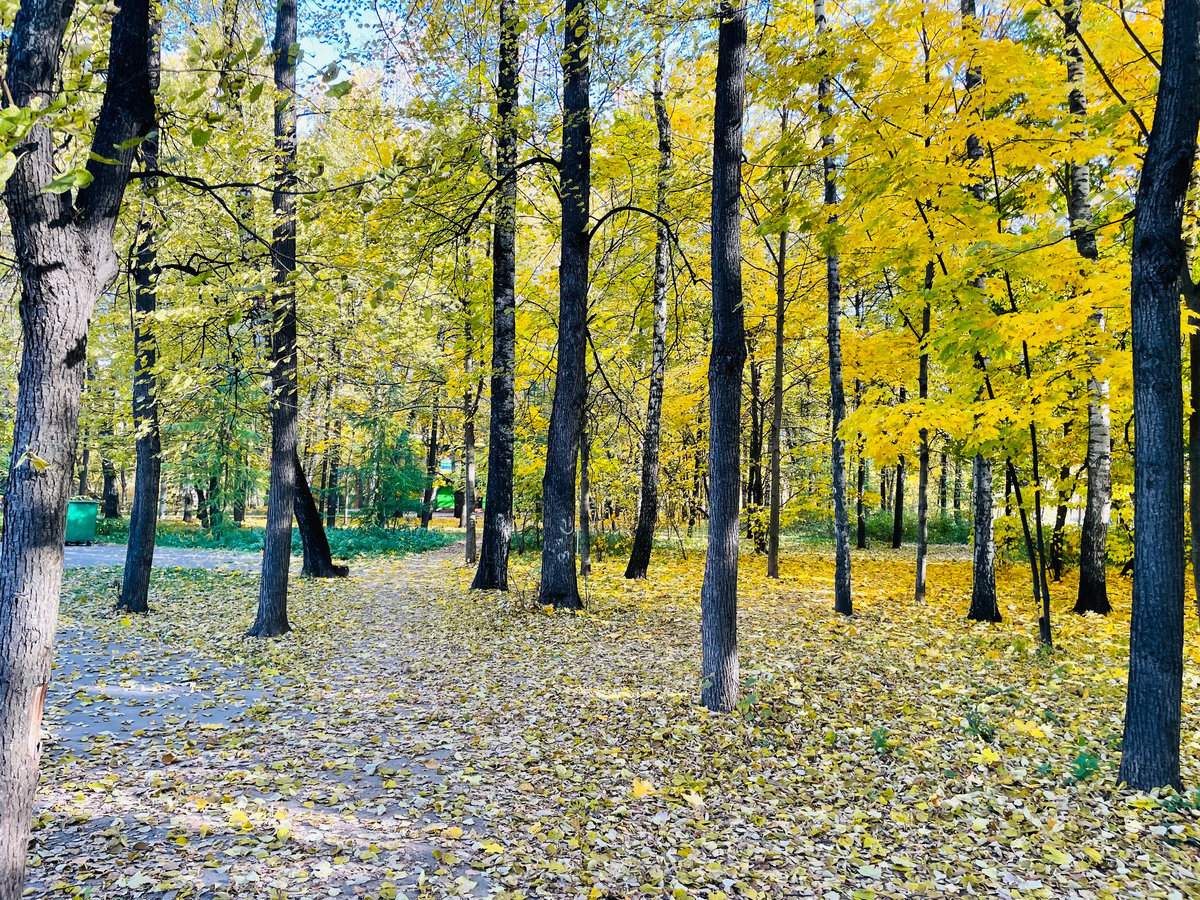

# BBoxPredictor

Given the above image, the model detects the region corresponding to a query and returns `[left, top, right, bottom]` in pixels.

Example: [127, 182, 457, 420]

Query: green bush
[96, 518, 456, 559]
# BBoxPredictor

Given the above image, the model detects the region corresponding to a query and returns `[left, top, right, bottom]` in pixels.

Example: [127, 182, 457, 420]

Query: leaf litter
[30, 544, 1200, 899]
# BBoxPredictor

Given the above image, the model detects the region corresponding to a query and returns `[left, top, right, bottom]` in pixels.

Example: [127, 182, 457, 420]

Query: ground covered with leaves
[34, 545, 1200, 899]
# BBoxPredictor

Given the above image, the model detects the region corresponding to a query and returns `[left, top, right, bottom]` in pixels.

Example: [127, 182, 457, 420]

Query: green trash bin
[65, 499, 99, 545]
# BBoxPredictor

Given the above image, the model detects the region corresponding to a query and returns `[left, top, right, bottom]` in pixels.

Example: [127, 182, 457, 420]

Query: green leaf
[0, 152, 18, 189]
[43, 168, 93, 194]
[191, 128, 212, 148]
[326, 80, 353, 99]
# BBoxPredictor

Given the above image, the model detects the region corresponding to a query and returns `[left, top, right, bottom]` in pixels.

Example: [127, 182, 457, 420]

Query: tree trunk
[120, 110, 163, 615]
[891, 456, 905, 549]
[746, 347, 765, 551]
[856, 451, 867, 550]
[1064, 0, 1113, 615]
[102, 454, 120, 518]
[0, 0, 154, 885]
[579, 425, 591, 577]
[626, 48, 672, 580]
[472, 0, 520, 591]
[953, 456, 963, 518]
[77, 434, 90, 497]
[767, 231, 789, 575]
[938, 448, 948, 512]
[700, 0, 748, 713]
[818, 0, 852, 616]
[538, 0, 590, 611]
[294, 453, 348, 578]
[967, 454, 1000, 621]
[325, 426, 341, 529]
[421, 411, 438, 529]
[915, 287, 931, 601]
[1117, 0, 1198, 792]
[249, 0, 299, 639]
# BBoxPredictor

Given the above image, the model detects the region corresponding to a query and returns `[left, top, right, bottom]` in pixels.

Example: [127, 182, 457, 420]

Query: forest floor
[35, 542, 1200, 900]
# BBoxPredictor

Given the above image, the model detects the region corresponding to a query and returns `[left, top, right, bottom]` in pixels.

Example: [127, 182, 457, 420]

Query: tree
[0, 0, 155, 888]
[1065, 0, 1112, 616]
[472, 0, 520, 592]
[700, 0, 748, 712]
[538, 0, 591, 611]
[120, 26, 164, 615]
[249, 0, 300, 638]
[626, 42, 673, 581]
[1117, 0, 1200, 792]
[818, 0, 853, 616]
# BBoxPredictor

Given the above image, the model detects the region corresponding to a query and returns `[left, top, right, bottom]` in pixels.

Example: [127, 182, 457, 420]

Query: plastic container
[65, 499, 99, 545]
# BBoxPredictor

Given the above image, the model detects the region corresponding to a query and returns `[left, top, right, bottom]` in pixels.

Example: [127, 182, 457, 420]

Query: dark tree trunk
[249, 0, 299, 639]
[538, 0, 590, 611]
[294, 453, 347, 578]
[472, 0, 520, 591]
[891, 457, 905, 549]
[1051, 450, 1071, 582]
[579, 425, 591, 577]
[207, 473, 221, 531]
[767, 213, 789, 576]
[196, 486, 209, 530]
[421, 412, 438, 529]
[325, 427, 341, 529]
[120, 105, 163, 615]
[856, 450, 867, 550]
[626, 48, 671, 580]
[938, 448, 948, 512]
[102, 455, 120, 518]
[0, 0, 154, 885]
[1064, 0, 1113, 615]
[462, 275, 480, 565]
[1118, 0, 1198, 792]
[967, 454, 1000, 621]
[952, 456, 963, 517]
[78, 435, 90, 497]
[915, 287, 931, 600]
[746, 348, 765, 551]
[701, 0, 747, 713]
[818, 0, 852, 616]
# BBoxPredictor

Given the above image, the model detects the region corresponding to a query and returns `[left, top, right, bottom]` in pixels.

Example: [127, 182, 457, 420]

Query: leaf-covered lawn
[36, 546, 1200, 899]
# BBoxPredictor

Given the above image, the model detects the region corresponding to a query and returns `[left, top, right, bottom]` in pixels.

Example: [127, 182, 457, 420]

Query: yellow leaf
[632, 778, 655, 799]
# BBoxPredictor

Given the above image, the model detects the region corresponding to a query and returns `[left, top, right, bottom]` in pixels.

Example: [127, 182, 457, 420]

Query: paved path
[63, 544, 267, 572]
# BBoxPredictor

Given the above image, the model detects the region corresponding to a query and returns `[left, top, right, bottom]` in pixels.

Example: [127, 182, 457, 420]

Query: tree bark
[294, 453, 347, 578]
[0, 0, 154, 885]
[967, 454, 1000, 621]
[891, 456, 905, 549]
[626, 48, 672, 580]
[700, 0, 748, 713]
[579, 425, 591, 577]
[767, 226, 789, 576]
[1117, 0, 1199, 792]
[249, 0, 299, 639]
[472, 0, 520, 591]
[324, 426, 341, 529]
[102, 452, 120, 518]
[420, 411, 438, 529]
[120, 94, 163, 615]
[915, 283, 931, 601]
[537, 0, 590, 611]
[817, 0, 852, 616]
[1065, 0, 1113, 615]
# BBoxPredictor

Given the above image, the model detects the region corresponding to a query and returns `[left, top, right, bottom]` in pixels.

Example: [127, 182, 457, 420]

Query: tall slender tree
[473, 0, 521, 591]
[1118, 0, 1200, 792]
[701, 0, 748, 712]
[120, 23, 164, 615]
[818, 0, 853, 615]
[538, 0, 591, 610]
[626, 42, 673, 580]
[0, 0, 155, 887]
[249, 0, 300, 638]
[1064, 0, 1112, 615]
